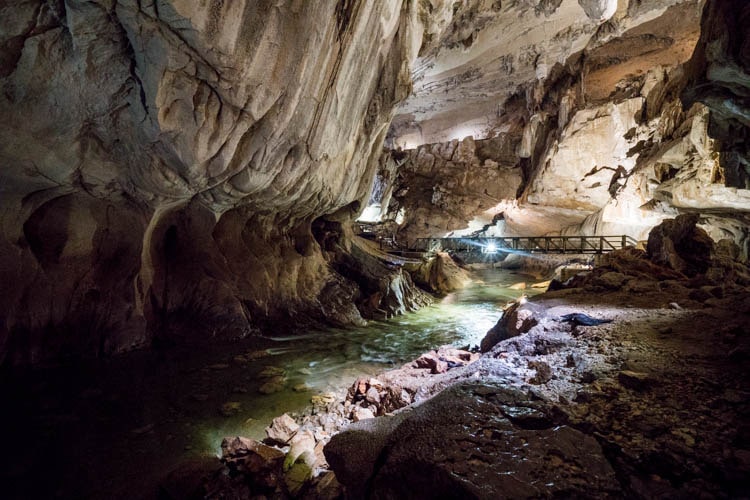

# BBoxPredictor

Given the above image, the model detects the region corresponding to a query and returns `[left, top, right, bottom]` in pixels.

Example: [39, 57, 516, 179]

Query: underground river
[0, 268, 537, 499]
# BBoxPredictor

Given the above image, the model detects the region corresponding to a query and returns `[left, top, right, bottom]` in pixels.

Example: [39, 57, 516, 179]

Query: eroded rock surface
[0, 0, 439, 365]
[326, 381, 620, 499]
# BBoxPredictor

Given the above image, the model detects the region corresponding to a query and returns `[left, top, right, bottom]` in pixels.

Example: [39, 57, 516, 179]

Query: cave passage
[0, 268, 533, 499]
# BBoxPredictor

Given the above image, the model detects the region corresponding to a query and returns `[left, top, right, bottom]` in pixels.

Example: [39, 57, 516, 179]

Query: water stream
[0, 269, 538, 499]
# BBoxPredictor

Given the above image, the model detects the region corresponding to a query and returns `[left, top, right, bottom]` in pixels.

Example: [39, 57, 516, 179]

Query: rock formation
[366, 0, 749, 261]
[0, 1, 447, 366]
[0, 0, 747, 378]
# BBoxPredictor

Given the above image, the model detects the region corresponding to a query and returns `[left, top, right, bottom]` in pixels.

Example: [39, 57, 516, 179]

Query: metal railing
[412, 235, 639, 254]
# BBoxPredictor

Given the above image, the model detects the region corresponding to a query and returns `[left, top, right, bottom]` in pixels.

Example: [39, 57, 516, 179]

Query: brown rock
[528, 361, 553, 385]
[414, 353, 448, 374]
[220, 436, 285, 491]
[480, 301, 540, 352]
[366, 387, 381, 404]
[647, 214, 714, 277]
[265, 414, 300, 445]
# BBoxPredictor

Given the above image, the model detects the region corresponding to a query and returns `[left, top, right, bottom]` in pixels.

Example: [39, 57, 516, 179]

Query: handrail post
[599, 237, 603, 254]
[621, 235, 626, 248]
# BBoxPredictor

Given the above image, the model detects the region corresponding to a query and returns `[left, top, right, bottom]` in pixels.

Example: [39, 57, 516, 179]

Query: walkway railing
[412, 235, 639, 254]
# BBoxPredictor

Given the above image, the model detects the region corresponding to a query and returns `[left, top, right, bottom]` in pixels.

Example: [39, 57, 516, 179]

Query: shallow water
[0, 269, 536, 499]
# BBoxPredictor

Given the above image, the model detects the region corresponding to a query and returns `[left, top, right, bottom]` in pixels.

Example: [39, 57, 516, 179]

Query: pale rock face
[578, 0, 617, 22]
[389, 0, 699, 146]
[526, 98, 646, 211]
[381, 136, 524, 246]
[379, 0, 749, 259]
[0, 0, 433, 365]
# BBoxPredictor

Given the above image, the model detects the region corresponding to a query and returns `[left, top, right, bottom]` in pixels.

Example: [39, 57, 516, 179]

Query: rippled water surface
[0, 269, 537, 499]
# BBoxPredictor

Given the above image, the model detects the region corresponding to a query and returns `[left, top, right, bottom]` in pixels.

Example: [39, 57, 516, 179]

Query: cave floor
[353, 285, 750, 498]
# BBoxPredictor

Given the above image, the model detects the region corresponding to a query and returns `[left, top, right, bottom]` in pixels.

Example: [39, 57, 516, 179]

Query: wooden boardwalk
[411, 235, 639, 255]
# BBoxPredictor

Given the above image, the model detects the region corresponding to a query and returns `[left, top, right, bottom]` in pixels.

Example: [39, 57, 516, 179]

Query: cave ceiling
[389, 0, 705, 148]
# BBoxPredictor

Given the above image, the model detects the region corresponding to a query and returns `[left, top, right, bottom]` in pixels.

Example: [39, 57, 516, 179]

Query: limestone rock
[480, 301, 540, 352]
[412, 252, 472, 295]
[414, 353, 448, 374]
[647, 214, 715, 277]
[528, 360, 553, 385]
[265, 414, 299, 445]
[0, 0, 430, 365]
[351, 406, 376, 422]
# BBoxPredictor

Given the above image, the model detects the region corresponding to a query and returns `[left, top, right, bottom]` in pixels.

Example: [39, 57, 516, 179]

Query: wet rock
[265, 414, 299, 445]
[413, 252, 472, 295]
[283, 461, 313, 496]
[258, 376, 286, 395]
[326, 381, 619, 499]
[414, 353, 448, 374]
[285, 430, 316, 470]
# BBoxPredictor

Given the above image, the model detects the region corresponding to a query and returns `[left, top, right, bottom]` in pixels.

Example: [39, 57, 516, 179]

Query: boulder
[265, 414, 300, 445]
[647, 214, 714, 277]
[413, 252, 472, 295]
[351, 406, 376, 422]
[220, 436, 285, 492]
[325, 382, 619, 499]
[592, 271, 628, 290]
[414, 352, 448, 374]
[480, 301, 540, 352]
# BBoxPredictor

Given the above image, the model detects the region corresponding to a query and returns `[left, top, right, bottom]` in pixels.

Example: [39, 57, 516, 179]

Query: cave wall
[385, 135, 524, 246]
[0, 0, 444, 366]
[377, 0, 749, 257]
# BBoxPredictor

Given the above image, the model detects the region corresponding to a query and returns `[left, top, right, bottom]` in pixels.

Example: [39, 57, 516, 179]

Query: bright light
[483, 242, 498, 254]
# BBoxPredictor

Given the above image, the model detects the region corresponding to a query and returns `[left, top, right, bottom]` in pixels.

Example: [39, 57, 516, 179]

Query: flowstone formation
[0, 0, 498, 366]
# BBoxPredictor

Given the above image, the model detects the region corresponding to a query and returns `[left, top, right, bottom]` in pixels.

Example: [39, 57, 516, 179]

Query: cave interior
[0, 0, 749, 498]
